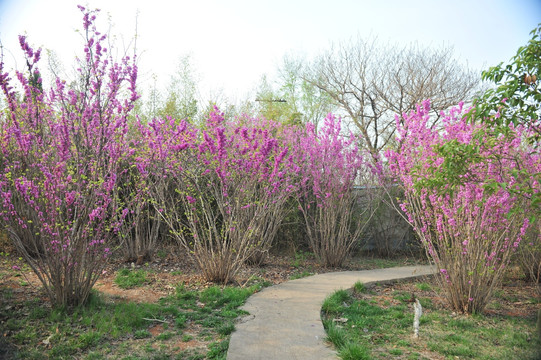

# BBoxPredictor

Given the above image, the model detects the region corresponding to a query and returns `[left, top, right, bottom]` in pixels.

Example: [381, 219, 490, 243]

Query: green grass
[289, 270, 313, 280]
[415, 282, 431, 291]
[321, 282, 541, 360]
[353, 255, 427, 270]
[0, 277, 271, 359]
[353, 281, 366, 294]
[114, 268, 149, 289]
[291, 250, 313, 268]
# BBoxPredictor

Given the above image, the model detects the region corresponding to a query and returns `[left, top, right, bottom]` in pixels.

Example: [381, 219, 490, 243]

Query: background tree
[254, 74, 298, 124]
[254, 60, 335, 128]
[472, 24, 540, 146]
[300, 37, 480, 158]
[157, 54, 199, 122]
[276, 56, 335, 128]
[142, 73, 162, 122]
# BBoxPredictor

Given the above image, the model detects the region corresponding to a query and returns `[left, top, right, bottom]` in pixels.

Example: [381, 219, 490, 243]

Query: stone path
[227, 265, 435, 360]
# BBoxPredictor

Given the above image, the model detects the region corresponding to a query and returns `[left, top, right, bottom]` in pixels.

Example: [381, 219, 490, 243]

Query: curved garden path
[227, 265, 435, 360]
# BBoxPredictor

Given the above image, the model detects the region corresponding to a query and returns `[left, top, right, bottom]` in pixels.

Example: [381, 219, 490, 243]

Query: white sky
[0, 0, 540, 104]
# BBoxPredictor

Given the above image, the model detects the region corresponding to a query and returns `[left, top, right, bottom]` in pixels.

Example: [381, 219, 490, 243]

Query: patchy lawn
[0, 248, 426, 359]
[322, 275, 541, 360]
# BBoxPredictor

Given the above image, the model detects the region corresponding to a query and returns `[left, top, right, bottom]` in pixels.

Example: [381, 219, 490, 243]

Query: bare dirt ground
[0, 245, 420, 304]
[1, 246, 538, 314]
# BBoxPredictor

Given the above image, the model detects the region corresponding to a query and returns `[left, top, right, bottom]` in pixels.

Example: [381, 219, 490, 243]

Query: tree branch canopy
[300, 37, 481, 157]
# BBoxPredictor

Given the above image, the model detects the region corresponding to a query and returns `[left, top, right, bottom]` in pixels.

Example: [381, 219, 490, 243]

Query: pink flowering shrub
[139, 110, 296, 283]
[115, 146, 163, 264]
[293, 115, 373, 267]
[515, 220, 541, 289]
[387, 100, 537, 313]
[0, 7, 139, 306]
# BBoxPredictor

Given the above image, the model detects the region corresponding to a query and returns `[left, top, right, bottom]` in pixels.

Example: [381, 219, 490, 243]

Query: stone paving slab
[227, 265, 435, 360]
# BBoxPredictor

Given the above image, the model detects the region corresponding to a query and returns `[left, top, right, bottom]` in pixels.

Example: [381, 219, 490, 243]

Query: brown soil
[1, 248, 538, 312]
[0, 246, 410, 304]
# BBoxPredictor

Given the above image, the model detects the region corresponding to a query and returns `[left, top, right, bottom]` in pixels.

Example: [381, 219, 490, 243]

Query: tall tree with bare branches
[300, 37, 480, 158]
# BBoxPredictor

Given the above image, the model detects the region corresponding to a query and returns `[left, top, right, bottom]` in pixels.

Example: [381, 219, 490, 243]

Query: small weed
[114, 268, 148, 289]
[29, 305, 48, 319]
[393, 291, 413, 303]
[339, 342, 370, 360]
[175, 314, 187, 329]
[324, 321, 348, 349]
[397, 339, 410, 347]
[418, 297, 433, 310]
[407, 353, 422, 360]
[142, 342, 156, 353]
[217, 321, 235, 336]
[290, 270, 313, 280]
[352, 281, 365, 293]
[448, 317, 476, 330]
[207, 340, 229, 359]
[156, 331, 175, 341]
[292, 250, 311, 268]
[182, 334, 194, 342]
[415, 282, 431, 291]
[134, 329, 152, 339]
[79, 331, 102, 349]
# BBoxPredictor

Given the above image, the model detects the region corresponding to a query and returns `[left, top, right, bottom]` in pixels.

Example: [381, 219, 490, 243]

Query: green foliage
[289, 270, 313, 280]
[353, 281, 366, 294]
[133, 329, 152, 339]
[157, 55, 199, 122]
[255, 57, 336, 127]
[472, 24, 541, 145]
[470, 24, 541, 214]
[114, 268, 149, 289]
[338, 343, 370, 360]
[324, 321, 349, 349]
[292, 250, 311, 268]
[415, 282, 431, 291]
[156, 331, 174, 341]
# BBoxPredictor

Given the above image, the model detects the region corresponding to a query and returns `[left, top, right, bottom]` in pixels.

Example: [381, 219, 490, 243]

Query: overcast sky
[0, 0, 540, 103]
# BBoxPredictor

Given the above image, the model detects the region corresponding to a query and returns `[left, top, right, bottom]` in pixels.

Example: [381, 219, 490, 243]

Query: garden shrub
[515, 219, 541, 287]
[388, 100, 538, 313]
[293, 115, 375, 267]
[0, 6, 140, 306]
[138, 112, 296, 283]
